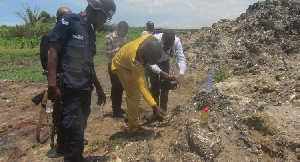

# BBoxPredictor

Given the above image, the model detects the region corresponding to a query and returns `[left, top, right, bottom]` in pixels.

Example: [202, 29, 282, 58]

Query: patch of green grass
[0, 47, 40, 63]
[90, 140, 107, 148]
[0, 27, 192, 83]
[0, 47, 45, 82]
[0, 64, 46, 82]
[107, 138, 130, 151]
[0, 47, 110, 82]
[35, 149, 41, 155]
[213, 70, 227, 83]
[107, 133, 131, 151]
[279, 150, 288, 159]
[94, 55, 108, 67]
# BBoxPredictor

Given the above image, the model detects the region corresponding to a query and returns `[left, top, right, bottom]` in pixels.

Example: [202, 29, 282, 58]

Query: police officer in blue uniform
[40, 7, 72, 158]
[47, 0, 116, 161]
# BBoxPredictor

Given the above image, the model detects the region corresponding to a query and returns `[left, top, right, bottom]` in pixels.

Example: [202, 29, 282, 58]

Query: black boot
[112, 108, 126, 118]
[46, 146, 64, 158]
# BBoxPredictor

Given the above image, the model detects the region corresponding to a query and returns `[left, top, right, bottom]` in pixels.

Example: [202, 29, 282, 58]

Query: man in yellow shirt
[111, 34, 166, 135]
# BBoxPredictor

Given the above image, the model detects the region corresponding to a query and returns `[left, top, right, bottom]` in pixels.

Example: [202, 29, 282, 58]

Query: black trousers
[62, 87, 91, 162]
[108, 63, 124, 113]
[148, 60, 170, 115]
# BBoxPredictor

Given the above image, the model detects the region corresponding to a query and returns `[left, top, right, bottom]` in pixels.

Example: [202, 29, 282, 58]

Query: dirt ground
[1, 49, 299, 162]
[1, 1, 300, 161]
[0, 59, 194, 162]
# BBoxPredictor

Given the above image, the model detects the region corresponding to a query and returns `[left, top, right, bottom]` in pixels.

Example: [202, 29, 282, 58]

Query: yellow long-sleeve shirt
[111, 34, 156, 106]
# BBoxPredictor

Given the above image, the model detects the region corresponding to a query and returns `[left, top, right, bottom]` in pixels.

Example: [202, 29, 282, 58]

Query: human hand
[160, 71, 169, 79]
[96, 88, 106, 106]
[152, 105, 167, 121]
[121, 41, 126, 47]
[114, 47, 120, 52]
[177, 74, 185, 85]
[48, 86, 62, 103]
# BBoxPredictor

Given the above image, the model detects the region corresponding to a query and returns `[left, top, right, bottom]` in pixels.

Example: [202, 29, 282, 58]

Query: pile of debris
[112, 0, 300, 161]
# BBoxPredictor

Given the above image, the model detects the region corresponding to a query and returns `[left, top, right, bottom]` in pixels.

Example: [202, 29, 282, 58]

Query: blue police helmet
[87, 0, 116, 20]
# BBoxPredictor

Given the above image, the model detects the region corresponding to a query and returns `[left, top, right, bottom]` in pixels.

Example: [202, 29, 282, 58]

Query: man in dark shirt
[40, 7, 72, 71]
[39, 7, 71, 158]
[47, 0, 116, 161]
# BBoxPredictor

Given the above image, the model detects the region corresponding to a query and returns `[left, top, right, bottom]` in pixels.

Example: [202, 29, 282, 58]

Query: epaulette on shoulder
[69, 13, 80, 21]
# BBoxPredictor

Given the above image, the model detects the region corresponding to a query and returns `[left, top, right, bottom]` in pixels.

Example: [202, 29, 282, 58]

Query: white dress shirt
[141, 30, 152, 36]
[150, 33, 186, 75]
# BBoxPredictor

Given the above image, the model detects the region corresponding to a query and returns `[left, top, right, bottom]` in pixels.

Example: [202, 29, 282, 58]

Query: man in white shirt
[148, 30, 186, 118]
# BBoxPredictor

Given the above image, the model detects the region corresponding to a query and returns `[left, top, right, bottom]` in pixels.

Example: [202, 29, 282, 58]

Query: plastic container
[200, 106, 210, 124]
[205, 71, 213, 92]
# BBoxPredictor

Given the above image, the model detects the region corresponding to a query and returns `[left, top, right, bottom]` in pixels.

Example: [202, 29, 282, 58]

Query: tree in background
[7, 4, 56, 38]
[4, 4, 116, 39]
[38, 11, 55, 23]
[15, 3, 40, 25]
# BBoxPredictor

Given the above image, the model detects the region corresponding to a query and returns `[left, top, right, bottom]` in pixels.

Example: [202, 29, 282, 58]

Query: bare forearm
[92, 73, 103, 90]
[48, 43, 62, 88]
[48, 48, 58, 88]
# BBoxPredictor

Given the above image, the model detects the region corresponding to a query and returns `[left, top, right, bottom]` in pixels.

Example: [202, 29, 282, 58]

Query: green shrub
[127, 27, 143, 41]
[5, 24, 52, 38]
[0, 27, 167, 82]
[96, 31, 110, 53]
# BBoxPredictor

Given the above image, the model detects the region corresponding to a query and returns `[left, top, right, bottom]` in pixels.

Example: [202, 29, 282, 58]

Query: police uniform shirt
[50, 13, 96, 91]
